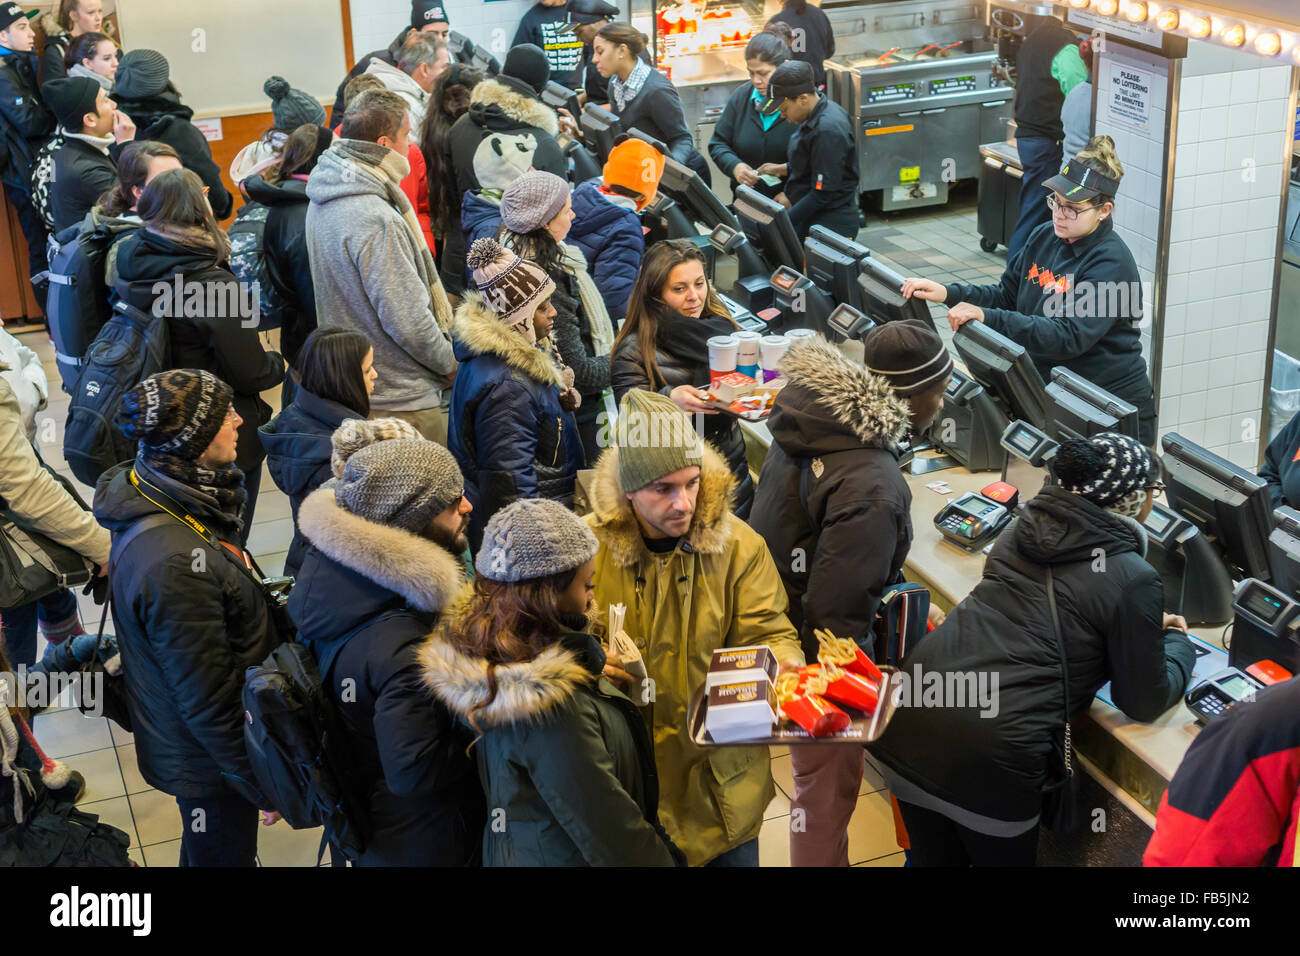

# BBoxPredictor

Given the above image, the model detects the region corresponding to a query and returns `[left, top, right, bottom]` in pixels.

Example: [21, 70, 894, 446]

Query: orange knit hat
[602, 138, 665, 211]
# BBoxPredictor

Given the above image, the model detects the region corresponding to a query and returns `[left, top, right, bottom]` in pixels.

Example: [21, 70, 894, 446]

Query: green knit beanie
[615, 389, 704, 493]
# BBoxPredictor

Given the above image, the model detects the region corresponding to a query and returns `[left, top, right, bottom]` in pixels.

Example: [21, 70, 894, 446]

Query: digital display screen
[1218, 675, 1251, 698]
[828, 304, 863, 335]
[772, 268, 800, 291]
[1009, 427, 1037, 451]
[1144, 510, 1173, 536]
[930, 76, 976, 95]
[1242, 586, 1286, 624]
[867, 82, 917, 104]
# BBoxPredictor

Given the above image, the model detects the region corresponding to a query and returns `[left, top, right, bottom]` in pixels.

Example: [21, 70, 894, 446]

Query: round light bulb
[1187, 15, 1211, 37]
[1254, 32, 1281, 55]
[1156, 8, 1180, 30]
[1095, 0, 1119, 15]
[1222, 23, 1246, 46]
[1124, 1, 1148, 22]
[1069, 0, 1090, 8]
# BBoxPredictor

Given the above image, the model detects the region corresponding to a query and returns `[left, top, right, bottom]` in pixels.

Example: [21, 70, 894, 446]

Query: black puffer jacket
[289, 488, 485, 866]
[870, 485, 1197, 825]
[113, 228, 286, 472]
[610, 324, 754, 519]
[750, 338, 913, 660]
[93, 459, 276, 801]
[0, 48, 54, 191]
[257, 386, 363, 577]
[51, 135, 118, 234]
[243, 174, 316, 364]
[110, 89, 233, 219]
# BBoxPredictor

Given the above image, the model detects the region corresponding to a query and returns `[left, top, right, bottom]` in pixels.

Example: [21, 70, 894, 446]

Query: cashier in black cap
[901, 136, 1157, 445]
[764, 59, 860, 242]
[558, 0, 650, 105]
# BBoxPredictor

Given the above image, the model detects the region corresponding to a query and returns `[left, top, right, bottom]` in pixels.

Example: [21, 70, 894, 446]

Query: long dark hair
[295, 328, 372, 417]
[64, 30, 113, 69]
[420, 64, 483, 240]
[495, 224, 564, 280]
[137, 167, 226, 258]
[442, 568, 582, 736]
[612, 239, 734, 388]
[96, 139, 181, 216]
[266, 123, 330, 185]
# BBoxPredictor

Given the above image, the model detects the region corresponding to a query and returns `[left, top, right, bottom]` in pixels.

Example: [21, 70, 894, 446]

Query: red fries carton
[780, 693, 850, 737]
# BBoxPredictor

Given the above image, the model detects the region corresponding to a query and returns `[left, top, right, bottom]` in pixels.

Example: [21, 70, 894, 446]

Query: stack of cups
[734, 330, 762, 379]
[759, 334, 789, 383]
[707, 335, 738, 384]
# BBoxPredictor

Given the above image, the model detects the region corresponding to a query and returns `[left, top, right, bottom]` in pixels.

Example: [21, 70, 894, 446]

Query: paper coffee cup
[734, 330, 762, 378]
[785, 328, 816, 343]
[760, 334, 789, 383]
[707, 335, 738, 384]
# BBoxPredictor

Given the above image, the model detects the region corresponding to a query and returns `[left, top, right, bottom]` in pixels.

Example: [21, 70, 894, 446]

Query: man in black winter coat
[94, 369, 278, 868]
[0, 2, 55, 315]
[289, 425, 484, 866]
[750, 323, 952, 867]
[44, 76, 135, 233]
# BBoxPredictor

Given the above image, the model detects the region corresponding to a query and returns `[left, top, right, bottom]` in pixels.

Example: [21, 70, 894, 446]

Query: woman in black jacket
[708, 31, 798, 201]
[111, 50, 234, 219]
[1259, 408, 1300, 511]
[258, 328, 373, 578]
[611, 239, 754, 517]
[870, 432, 1197, 866]
[591, 23, 710, 187]
[496, 169, 615, 465]
[423, 497, 680, 867]
[289, 430, 484, 866]
[113, 168, 285, 537]
[766, 0, 835, 89]
[903, 136, 1155, 443]
[37, 1, 102, 88]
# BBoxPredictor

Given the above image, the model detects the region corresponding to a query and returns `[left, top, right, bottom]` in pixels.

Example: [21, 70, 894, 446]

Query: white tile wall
[1155, 42, 1294, 470]
[350, 0, 535, 63]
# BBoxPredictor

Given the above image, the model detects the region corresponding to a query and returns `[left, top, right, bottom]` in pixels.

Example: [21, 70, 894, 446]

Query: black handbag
[77, 594, 133, 732]
[1040, 565, 1083, 834]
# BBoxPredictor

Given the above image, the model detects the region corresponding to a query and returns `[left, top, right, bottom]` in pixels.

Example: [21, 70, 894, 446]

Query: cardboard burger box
[710, 371, 759, 404]
[706, 646, 779, 689]
[705, 678, 779, 743]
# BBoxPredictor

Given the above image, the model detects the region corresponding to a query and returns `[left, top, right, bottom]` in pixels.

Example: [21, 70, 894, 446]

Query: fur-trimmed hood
[419, 593, 604, 727]
[451, 294, 565, 388]
[469, 77, 559, 137]
[769, 337, 912, 456]
[296, 487, 465, 614]
[38, 13, 66, 39]
[586, 442, 737, 568]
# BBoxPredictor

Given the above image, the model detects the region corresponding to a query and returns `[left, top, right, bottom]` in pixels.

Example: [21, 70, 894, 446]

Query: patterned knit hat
[467, 236, 555, 329]
[335, 438, 465, 533]
[500, 170, 570, 235]
[330, 417, 421, 479]
[615, 389, 704, 493]
[1053, 432, 1154, 511]
[477, 498, 598, 582]
[263, 76, 327, 132]
[113, 49, 171, 99]
[116, 369, 233, 460]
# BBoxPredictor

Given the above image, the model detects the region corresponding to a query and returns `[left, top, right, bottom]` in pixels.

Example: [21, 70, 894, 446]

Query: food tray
[687, 666, 901, 747]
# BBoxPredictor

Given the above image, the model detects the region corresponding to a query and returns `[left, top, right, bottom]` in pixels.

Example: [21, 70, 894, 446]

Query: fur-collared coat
[444, 77, 566, 202]
[583, 443, 803, 865]
[420, 611, 681, 867]
[749, 337, 914, 661]
[288, 489, 484, 866]
[448, 295, 584, 553]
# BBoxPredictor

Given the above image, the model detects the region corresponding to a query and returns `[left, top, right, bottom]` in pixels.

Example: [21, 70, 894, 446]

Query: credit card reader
[1230, 578, 1300, 674]
[826, 303, 874, 341]
[768, 266, 834, 334]
[934, 491, 1013, 551]
[1000, 419, 1058, 467]
[1184, 667, 1265, 725]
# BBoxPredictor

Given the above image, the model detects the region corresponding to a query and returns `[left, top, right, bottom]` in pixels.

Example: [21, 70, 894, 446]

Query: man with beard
[287, 429, 485, 866]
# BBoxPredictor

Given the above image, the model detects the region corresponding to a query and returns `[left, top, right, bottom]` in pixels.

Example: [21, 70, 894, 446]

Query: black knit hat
[412, 0, 449, 30]
[116, 369, 233, 461]
[1053, 432, 1154, 508]
[864, 319, 954, 397]
[500, 43, 550, 97]
[43, 76, 102, 131]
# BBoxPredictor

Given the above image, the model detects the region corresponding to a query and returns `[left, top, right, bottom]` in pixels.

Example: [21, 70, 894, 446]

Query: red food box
[844, 645, 883, 685]
[709, 371, 758, 402]
[799, 664, 880, 716]
[781, 693, 850, 737]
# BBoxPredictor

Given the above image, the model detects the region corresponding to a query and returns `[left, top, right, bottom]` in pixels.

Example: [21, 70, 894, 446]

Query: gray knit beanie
[335, 438, 465, 533]
[500, 170, 570, 235]
[114, 49, 171, 99]
[477, 498, 599, 582]
[330, 417, 422, 478]
[264, 76, 327, 132]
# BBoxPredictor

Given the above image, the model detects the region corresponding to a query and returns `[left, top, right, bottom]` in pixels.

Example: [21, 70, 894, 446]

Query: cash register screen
[1241, 586, 1286, 624]
[1144, 509, 1174, 536]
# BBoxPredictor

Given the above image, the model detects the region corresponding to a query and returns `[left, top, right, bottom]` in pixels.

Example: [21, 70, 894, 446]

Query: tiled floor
[9, 193, 996, 865]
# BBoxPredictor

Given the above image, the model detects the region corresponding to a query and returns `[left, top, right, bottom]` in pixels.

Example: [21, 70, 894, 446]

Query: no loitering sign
[1107, 63, 1152, 132]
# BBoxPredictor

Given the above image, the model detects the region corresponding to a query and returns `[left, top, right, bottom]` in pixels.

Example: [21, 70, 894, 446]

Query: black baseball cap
[0, 2, 38, 32]
[1043, 159, 1120, 203]
[557, 0, 618, 34]
[768, 60, 817, 104]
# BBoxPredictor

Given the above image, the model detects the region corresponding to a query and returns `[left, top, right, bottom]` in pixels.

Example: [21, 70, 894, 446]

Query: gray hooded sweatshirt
[306, 141, 456, 412]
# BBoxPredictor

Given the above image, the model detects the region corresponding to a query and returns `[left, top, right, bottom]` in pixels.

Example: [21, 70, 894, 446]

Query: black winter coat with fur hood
[289, 488, 485, 866]
[421, 615, 682, 867]
[749, 338, 914, 661]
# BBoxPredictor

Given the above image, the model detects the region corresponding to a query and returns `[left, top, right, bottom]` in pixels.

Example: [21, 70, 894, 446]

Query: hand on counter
[670, 384, 718, 415]
[733, 163, 761, 188]
[901, 277, 947, 303]
[774, 192, 791, 210]
[946, 302, 984, 332]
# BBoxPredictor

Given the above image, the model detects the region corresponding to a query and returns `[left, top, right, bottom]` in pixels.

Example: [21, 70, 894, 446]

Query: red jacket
[1145, 677, 1300, 867]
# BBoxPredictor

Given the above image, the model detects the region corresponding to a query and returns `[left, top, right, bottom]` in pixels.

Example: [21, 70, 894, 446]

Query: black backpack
[242, 632, 374, 863]
[227, 200, 287, 330]
[45, 221, 138, 394]
[63, 298, 170, 487]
